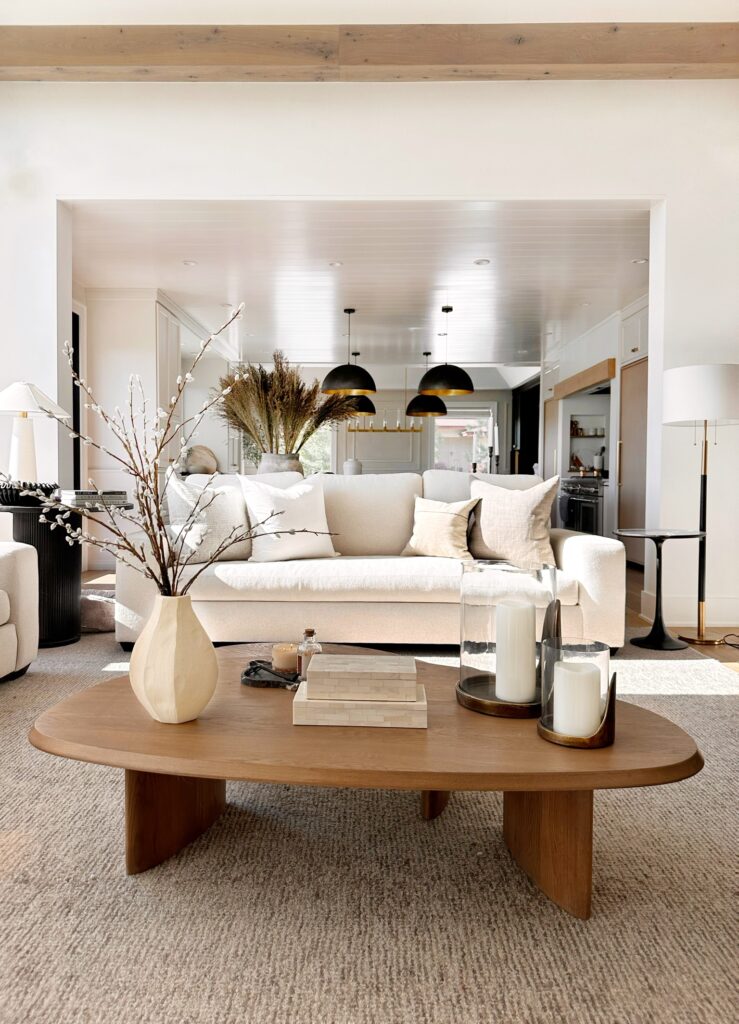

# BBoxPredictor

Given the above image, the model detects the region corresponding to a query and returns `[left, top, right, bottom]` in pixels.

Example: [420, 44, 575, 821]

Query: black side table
[614, 529, 706, 651]
[0, 505, 82, 647]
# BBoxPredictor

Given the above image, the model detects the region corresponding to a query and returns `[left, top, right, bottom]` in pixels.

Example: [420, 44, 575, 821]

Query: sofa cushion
[0, 589, 9, 626]
[178, 556, 578, 606]
[312, 473, 422, 556]
[241, 478, 337, 562]
[470, 477, 559, 568]
[166, 472, 252, 563]
[181, 472, 304, 560]
[403, 496, 478, 559]
[422, 470, 543, 503]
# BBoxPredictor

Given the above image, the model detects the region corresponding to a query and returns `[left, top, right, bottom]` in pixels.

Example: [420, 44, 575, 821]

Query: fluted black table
[1, 505, 82, 647]
[614, 529, 705, 651]
[1, 502, 132, 648]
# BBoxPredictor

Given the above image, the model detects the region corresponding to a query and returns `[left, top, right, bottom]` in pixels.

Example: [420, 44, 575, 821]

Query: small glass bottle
[298, 628, 322, 681]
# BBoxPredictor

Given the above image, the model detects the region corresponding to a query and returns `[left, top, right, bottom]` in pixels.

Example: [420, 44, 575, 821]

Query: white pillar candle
[494, 423, 500, 457]
[495, 600, 536, 703]
[487, 410, 494, 447]
[553, 662, 602, 737]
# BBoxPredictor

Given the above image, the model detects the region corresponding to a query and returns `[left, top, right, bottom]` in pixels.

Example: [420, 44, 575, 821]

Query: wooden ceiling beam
[0, 23, 736, 82]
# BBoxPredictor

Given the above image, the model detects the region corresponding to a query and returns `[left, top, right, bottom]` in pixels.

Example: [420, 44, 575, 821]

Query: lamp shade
[418, 363, 474, 397]
[350, 395, 376, 416]
[320, 363, 377, 396]
[405, 393, 447, 417]
[662, 364, 739, 425]
[0, 381, 70, 419]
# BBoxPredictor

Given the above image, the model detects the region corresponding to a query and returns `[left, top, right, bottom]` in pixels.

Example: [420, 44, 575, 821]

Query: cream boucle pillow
[402, 496, 479, 559]
[166, 472, 252, 564]
[469, 476, 559, 568]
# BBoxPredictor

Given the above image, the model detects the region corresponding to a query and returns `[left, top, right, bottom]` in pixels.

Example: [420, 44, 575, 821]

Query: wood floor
[626, 565, 739, 670]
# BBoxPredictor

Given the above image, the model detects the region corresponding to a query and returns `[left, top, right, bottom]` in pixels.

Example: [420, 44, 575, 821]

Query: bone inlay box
[293, 682, 427, 728]
[305, 654, 417, 701]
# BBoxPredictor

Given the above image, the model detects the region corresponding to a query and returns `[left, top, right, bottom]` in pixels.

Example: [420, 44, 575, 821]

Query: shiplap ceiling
[70, 199, 650, 367]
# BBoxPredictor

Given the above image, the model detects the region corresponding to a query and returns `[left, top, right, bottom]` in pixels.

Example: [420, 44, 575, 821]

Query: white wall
[0, 80, 737, 621]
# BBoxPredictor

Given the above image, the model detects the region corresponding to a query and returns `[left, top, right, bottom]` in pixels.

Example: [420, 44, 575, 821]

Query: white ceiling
[70, 199, 649, 375]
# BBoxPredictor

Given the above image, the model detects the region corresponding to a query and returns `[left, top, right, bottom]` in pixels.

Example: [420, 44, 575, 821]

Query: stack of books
[292, 654, 427, 729]
[59, 489, 129, 508]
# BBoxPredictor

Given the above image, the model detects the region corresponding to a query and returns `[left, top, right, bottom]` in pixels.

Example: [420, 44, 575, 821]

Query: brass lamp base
[677, 629, 724, 646]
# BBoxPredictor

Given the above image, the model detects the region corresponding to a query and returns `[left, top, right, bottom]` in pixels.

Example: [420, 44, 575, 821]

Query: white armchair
[0, 542, 39, 681]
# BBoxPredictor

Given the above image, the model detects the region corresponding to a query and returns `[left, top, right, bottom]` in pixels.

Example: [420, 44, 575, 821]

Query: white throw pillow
[469, 476, 559, 568]
[240, 478, 337, 563]
[402, 496, 478, 559]
[166, 472, 252, 564]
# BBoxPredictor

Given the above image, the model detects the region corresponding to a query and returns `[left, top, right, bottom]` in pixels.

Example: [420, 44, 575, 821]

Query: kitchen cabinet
[620, 303, 649, 366]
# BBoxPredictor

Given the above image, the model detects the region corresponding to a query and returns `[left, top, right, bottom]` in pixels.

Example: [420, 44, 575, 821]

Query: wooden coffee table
[29, 643, 703, 919]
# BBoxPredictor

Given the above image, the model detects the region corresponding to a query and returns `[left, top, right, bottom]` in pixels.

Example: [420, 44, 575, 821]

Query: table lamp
[0, 381, 70, 482]
[662, 363, 739, 645]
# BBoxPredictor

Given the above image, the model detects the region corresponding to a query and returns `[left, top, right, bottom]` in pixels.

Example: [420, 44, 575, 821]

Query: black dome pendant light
[418, 305, 475, 396]
[405, 353, 447, 417]
[349, 353, 376, 415]
[321, 309, 377, 396]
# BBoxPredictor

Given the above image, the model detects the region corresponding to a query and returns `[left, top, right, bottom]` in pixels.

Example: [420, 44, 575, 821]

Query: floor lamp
[0, 381, 70, 482]
[662, 363, 739, 645]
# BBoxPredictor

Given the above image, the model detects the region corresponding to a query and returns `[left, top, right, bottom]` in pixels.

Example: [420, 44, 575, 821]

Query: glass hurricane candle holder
[457, 561, 552, 718]
[538, 637, 616, 748]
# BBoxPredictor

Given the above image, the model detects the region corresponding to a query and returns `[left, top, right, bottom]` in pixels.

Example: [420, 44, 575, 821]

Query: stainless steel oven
[558, 478, 604, 536]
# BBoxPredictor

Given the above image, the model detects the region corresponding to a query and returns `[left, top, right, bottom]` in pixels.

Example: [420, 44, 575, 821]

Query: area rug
[1, 635, 737, 1024]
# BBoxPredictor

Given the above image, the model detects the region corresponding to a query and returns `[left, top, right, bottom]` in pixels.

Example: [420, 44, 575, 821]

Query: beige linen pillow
[402, 496, 479, 559]
[469, 476, 559, 568]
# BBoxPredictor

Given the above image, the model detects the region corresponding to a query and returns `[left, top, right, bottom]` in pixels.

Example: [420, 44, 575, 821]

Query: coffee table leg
[125, 769, 226, 875]
[503, 790, 593, 919]
[421, 790, 450, 820]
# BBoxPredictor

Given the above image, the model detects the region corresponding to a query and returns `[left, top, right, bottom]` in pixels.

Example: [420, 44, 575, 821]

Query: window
[433, 407, 497, 473]
[299, 424, 333, 475]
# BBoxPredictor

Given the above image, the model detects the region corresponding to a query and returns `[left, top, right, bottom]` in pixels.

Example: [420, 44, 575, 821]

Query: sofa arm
[0, 541, 39, 672]
[549, 529, 626, 649]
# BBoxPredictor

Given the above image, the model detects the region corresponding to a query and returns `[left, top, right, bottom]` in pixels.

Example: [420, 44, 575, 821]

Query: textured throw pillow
[166, 472, 252, 564]
[469, 476, 559, 568]
[240, 478, 336, 563]
[402, 496, 478, 559]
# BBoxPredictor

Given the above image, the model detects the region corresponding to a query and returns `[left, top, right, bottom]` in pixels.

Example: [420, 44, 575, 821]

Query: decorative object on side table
[662, 363, 739, 645]
[538, 637, 616, 748]
[219, 349, 360, 474]
[457, 562, 560, 718]
[293, 653, 427, 728]
[23, 304, 323, 723]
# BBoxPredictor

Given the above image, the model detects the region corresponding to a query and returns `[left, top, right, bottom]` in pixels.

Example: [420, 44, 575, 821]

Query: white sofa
[0, 542, 39, 682]
[116, 470, 625, 650]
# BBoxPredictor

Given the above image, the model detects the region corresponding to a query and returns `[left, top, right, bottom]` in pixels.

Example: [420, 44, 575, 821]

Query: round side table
[0, 505, 82, 647]
[614, 529, 705, 652]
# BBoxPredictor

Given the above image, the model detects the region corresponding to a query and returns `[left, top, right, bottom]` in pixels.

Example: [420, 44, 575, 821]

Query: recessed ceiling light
[473, 258, 491, 266]
[631, 257, 649, 264]
[581, 301, 591, 307]
[182, 260, 197, 267]
[328, 261, 343, 268]
[408, 326, 421, 332]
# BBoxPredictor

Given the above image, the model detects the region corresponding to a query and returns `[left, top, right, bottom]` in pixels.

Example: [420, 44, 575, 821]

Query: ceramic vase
[342, 457, 363, 475]
[129, 595, 218, 723]
[258, 452, 303, 475]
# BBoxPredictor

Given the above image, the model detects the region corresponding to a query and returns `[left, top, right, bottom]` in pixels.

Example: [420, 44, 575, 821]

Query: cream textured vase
[129, 596, 218, 723]
[258, 452, 303, 475]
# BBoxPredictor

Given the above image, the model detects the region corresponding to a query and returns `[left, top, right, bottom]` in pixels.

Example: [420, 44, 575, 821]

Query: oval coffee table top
[30, 643, 703, 792]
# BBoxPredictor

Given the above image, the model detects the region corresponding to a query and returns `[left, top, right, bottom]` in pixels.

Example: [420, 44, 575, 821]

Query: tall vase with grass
[217, 352, 359, 474]
[24, 307, 321, 724]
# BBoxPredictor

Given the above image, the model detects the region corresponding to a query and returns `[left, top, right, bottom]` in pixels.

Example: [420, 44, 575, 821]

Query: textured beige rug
[2, 635, 737, 1024]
